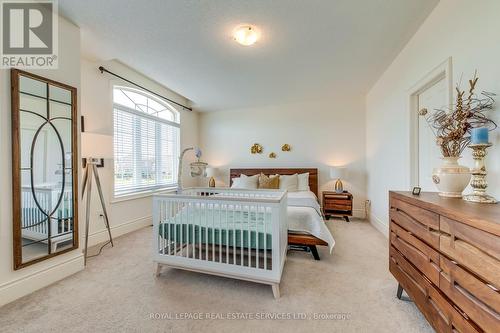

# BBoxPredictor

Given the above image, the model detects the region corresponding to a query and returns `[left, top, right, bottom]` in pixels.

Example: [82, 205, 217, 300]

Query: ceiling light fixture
[233, 25, 259, 46]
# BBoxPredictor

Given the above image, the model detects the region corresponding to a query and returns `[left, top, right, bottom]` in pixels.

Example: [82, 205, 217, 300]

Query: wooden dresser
[389, 191, 499, 333]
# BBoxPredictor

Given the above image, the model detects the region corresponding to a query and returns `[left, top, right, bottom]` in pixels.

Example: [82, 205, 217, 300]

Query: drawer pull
[486, 283, 499, 292]
[396, 234, 428, 260]
[441, 236, 500, 288]
[453, 283, 499, 319]
[396, 208, 434, 230]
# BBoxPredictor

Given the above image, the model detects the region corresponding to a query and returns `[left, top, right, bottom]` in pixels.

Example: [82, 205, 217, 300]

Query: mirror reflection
[16, 72, 77, 266]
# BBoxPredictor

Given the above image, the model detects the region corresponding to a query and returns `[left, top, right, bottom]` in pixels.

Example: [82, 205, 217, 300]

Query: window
[113, 86, 180, 197]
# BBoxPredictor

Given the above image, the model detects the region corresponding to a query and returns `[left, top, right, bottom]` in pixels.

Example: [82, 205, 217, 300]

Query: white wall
[199, 97, 367, 217]
[366, 0, 500, 236]
[0, 17, 84, 307]
[81, 59, 199, 245]
[0, 19, 200, 307]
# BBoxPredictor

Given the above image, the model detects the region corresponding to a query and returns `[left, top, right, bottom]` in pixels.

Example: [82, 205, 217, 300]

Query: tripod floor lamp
[81, 132, 114, 265]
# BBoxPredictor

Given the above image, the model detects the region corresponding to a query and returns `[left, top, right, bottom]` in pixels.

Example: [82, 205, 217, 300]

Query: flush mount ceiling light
[233, 25, 259, 46]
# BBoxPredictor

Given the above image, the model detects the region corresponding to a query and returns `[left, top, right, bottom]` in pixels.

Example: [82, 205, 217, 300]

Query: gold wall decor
[251, 143, 263, 154]
[269, 152, 277, 158]
[281, 144, 291, 152]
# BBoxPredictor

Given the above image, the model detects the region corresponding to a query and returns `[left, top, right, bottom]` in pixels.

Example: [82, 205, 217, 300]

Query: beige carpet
[0, 219, 432, 333]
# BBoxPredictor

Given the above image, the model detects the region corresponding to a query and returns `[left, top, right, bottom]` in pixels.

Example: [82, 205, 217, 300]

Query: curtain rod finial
[98, 66, 104, 73]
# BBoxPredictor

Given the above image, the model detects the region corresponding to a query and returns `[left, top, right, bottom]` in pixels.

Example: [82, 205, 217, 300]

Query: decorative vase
[432, 157, 471, 198]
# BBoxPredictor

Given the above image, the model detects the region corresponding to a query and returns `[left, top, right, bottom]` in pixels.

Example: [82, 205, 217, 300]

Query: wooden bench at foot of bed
[288, 232, 327, 260]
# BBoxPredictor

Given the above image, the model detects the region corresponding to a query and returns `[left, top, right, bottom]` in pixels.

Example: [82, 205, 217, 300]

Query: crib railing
[153, 187, 288, 284]
[21, 185, 73, 250]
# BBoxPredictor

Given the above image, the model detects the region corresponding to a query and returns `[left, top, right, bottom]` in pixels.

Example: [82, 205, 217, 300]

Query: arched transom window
[113, 86, 180, 196]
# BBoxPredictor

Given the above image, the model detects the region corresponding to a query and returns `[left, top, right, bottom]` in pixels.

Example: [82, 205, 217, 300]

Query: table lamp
[330, 167, 347, 193]
[81, 132, 114, 265]
[206, 167, 218, 187]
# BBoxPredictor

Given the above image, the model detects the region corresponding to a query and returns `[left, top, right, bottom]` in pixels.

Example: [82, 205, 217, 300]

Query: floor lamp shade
[81, 132, 114, 159]
[330, 167, 347, 193]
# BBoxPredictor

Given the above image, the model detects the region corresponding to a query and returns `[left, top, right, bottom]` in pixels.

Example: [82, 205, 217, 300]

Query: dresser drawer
[390, 221, 440, 285]
[390, 246, 479, 332]
[324, 199, 351, 206]
[324, 203, 351, 211]
[324, 194, 350, 200]
[440, 256, 500, 332]
[390, 246, 428, 301]
[426, 280, 481, 333]
[391, 198, 439, 229]
[440, 216, 500, 289]
[390, 199, 440, 249]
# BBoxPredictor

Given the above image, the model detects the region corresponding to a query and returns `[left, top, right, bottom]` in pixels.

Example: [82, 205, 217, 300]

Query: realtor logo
[1, 0, 58, 68]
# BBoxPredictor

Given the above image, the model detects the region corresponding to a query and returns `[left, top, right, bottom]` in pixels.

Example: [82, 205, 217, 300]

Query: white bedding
[287, 191, 335, 253]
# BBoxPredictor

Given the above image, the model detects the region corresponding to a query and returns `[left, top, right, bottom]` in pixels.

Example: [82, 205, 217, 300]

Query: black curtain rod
[98, 66, 193, 111]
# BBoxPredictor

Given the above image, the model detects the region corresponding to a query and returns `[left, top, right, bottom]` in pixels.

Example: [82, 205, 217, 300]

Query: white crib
[21, 185, 73, 252]
[153, 187, 288, 298]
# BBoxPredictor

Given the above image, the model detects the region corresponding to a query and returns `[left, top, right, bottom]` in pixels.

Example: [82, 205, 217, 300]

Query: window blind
[113, 88, 180, 197]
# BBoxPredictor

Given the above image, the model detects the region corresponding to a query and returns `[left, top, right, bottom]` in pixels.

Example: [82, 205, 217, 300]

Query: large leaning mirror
[11, 69, 78, 270]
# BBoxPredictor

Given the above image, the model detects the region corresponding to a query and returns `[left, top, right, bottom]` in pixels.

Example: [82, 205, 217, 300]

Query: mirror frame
[11, 68, 79, 270]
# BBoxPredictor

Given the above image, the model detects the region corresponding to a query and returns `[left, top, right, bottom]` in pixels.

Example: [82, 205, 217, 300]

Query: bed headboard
[229, 168, 319, 197]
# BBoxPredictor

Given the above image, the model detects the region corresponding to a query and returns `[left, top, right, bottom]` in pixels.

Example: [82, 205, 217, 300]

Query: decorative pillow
[231, 177, 242, 188]
[297, 172, 310, 191]
[231, 174, 259, 189]
[279, 174, 298, 192]
[258, 173, 280, 189]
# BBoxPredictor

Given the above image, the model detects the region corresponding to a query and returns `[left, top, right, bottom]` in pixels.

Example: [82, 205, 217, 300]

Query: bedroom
[0, 0, 499, 332]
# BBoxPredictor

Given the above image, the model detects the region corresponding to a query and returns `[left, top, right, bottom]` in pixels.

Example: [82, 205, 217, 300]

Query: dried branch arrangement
[420, 73, 497, 157]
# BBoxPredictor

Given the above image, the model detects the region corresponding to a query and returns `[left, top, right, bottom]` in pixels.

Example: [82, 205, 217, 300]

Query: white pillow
[297, 172, 310, 191]
[231, 177, 242, 188]
[231, 174, 258, 189]
[279, 174, 298, 192]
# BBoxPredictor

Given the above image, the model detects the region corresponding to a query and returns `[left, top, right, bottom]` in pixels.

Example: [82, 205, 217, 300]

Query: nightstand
[322, 191, 353, 222]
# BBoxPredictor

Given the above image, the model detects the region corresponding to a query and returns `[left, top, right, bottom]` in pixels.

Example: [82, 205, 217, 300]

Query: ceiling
[59, 0, 439, 112]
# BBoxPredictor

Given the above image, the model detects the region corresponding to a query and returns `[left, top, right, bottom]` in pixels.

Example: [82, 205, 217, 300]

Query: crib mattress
[158, 206, 273, 250]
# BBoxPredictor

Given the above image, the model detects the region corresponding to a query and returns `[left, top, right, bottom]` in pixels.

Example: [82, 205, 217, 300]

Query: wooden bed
[230, 168, 328, 259]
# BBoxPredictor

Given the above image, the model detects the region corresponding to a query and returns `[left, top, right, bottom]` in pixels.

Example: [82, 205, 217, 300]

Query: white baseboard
[369, 213, 389, 238]
[88, 215, 152, 247]
[0, 253, 84, 307]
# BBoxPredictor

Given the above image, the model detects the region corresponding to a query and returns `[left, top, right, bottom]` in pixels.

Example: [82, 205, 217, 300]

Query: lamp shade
[205, 167, 217, 177]
[81, 132, 113, 158]
[330, 166, 347, 180]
